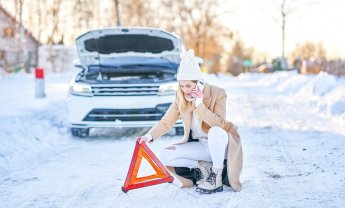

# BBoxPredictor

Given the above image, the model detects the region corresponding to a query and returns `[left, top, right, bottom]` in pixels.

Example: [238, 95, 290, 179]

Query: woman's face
[179, 80, 197, 101]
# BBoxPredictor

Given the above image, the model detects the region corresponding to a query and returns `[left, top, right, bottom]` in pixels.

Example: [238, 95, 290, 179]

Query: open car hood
[76, 27, 183, 67]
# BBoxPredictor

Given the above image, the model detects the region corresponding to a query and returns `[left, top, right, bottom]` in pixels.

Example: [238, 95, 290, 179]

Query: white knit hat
[176, 49, 202, 81]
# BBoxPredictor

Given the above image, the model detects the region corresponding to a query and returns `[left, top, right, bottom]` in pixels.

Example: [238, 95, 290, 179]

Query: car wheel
[175, 127, 184, 136]
[71, 128, 89, 137]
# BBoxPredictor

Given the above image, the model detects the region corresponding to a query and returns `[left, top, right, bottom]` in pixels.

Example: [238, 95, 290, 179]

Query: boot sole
[196, 186, 223, 194]
[196, 180, 206, 186]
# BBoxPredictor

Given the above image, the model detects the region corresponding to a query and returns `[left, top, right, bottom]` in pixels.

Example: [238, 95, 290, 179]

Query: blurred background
[0, 0, 344, 76]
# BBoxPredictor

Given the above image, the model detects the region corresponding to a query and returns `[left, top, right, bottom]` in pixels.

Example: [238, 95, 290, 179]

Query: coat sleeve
[193, 88, 227, 127]
[148, 94, 180, 141]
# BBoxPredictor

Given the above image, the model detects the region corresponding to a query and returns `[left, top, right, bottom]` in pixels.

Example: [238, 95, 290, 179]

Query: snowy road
[1, 72, 345, 207]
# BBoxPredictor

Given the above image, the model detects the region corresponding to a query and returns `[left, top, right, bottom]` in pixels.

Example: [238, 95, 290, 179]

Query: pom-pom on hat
[176, 49, 202, 81]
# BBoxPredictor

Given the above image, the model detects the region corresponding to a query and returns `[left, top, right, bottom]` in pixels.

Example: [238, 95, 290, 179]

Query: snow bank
[276, 75, 311, 94]
[0, 101, 70, 171]
[298, 72, 338, 97]
[230, 70, 345, 120]
[254, 71, 345, 120]
[295, 72, 345, 119]
[0, 72, 75, 171]
[316, 85, 345, 119]
[238, 71, 297, 87]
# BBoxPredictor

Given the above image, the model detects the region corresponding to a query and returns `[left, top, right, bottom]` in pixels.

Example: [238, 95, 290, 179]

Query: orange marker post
[35, 67, 45, 98]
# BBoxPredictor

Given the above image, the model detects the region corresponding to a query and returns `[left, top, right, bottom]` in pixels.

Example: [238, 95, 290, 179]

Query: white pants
[159, 126, 229, 169]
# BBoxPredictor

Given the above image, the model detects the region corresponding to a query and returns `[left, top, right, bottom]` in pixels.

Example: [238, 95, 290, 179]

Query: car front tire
[175, 127, 184, 136]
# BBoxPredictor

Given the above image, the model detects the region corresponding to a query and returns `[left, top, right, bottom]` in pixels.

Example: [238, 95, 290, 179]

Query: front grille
[91, 84, 160, 96]
[83, 108, 165, 122]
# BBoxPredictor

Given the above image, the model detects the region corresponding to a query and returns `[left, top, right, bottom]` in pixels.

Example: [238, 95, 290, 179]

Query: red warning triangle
[122, 138, 174, 192]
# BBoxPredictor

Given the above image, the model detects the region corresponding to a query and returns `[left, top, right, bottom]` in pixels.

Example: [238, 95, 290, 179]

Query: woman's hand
[192, 86, 204, 107]
[191, 86, 204, 99]
[138, 134, 153, 144]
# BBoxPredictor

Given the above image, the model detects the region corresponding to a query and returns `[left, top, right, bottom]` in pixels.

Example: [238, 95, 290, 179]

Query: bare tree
[159, 0, 233, 73]
[73, 0, 95, 35]
[280, 0, 287, 59]
[2, 0, 235, 72]
[120, 0, 155, 27]
[45, 0, 64, 44]
[13, 0, 23, 49]
[261, 0, 318, 59]
[24, 0, 48, 44]
[114, 0, 121, 26]
[290, 42, 327, 60]
[227, 35, 254, 75]
[269, 0, 296, 59]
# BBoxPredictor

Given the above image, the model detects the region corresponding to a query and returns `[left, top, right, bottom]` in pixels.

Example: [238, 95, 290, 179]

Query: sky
[224, 0, 345, 59]
[1, 0, 344, 60]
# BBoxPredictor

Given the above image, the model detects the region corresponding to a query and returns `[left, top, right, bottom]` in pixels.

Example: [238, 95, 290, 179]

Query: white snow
[1, 70, 345, 207]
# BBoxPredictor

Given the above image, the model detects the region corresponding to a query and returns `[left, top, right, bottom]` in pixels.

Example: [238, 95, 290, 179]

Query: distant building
[0, 5, 40, 72]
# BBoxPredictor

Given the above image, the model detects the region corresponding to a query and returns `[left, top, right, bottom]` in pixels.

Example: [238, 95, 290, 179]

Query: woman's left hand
[191, 87, 204, 99]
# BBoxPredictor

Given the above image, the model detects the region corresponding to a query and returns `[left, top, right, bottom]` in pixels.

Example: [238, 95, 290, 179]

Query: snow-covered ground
[0, 71, 344, 208]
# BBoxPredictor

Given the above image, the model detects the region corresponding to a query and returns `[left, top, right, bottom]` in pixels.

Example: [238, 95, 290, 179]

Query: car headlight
[158, 82, 178, 96]
[69, 83, 93, 97]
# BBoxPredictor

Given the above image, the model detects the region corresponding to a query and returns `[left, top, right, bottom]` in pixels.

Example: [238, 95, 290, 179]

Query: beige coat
[148, 83, 243, 192]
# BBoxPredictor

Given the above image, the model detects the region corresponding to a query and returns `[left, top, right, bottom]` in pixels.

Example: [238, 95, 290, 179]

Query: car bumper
[67, 94, 183, 129]
[70, 120, 183, 128]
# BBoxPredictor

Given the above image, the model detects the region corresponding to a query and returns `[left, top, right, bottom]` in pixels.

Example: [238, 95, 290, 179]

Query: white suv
[68, 27, 184, 137]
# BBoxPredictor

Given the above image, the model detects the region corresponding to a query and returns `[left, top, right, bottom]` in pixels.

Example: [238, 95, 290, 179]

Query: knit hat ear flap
[177, 49, 202, 81]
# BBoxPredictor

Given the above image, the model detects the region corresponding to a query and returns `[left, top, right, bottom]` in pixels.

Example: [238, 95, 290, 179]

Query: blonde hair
[177, 80, 198, 111]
